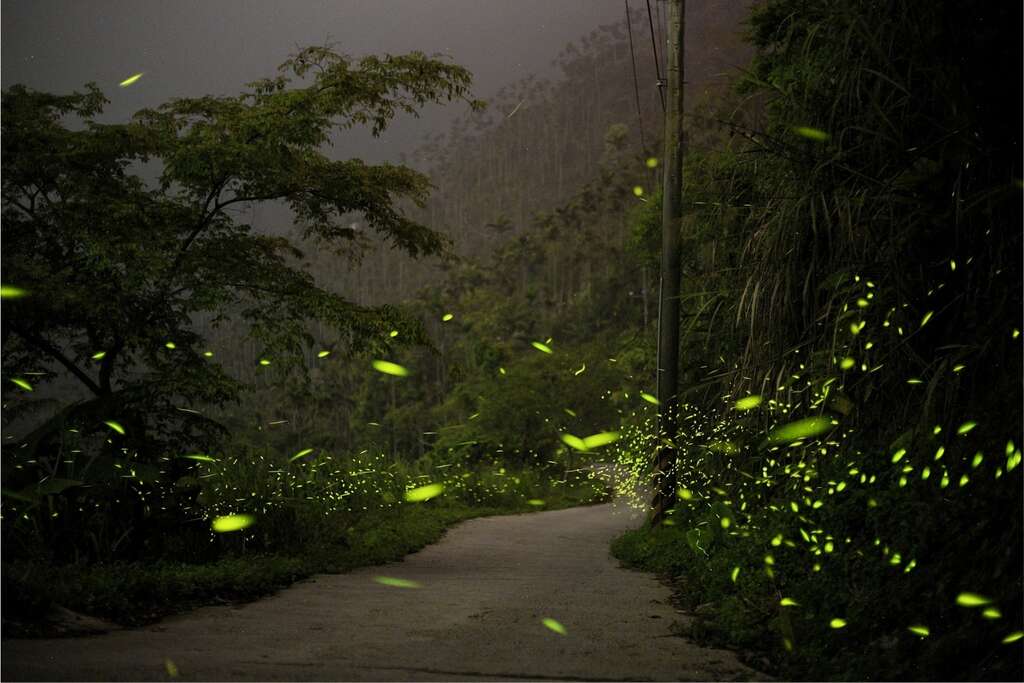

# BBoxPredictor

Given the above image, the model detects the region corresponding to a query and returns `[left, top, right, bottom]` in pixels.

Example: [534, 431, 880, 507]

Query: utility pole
[651, 0, 684, 526]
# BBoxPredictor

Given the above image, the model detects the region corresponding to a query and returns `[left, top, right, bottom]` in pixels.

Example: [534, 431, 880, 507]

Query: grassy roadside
[612, 506, 1022, 682]
[611, 523, 777, 666]
[4, 488, 605, 637]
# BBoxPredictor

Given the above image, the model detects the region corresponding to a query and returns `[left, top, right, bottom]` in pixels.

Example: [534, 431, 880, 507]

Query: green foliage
[625, 189, 662, 270]
[1, 45, 480, 471]
[4, 485, 601, 632]
[3, 447, 607, 630]
[430, 344, 626, 463]
[216, 127, 658, 472]
[1, 47, 489, 568]
[611, 1, 1022, 680]
[1, 433, 606, 566]
[1, 8, 1018, 681]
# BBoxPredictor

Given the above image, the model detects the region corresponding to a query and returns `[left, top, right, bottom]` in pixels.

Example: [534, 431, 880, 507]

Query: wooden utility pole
[651, 0, 684, 526]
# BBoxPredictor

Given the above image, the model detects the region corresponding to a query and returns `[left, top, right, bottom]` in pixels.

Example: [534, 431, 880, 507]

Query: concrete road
[2, 501, 761, 681]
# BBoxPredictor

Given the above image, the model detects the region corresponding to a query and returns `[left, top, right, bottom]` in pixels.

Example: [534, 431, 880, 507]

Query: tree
[1, 45, 484, 461]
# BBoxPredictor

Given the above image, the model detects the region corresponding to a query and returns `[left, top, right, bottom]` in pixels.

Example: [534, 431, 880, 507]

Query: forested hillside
[197, 2, 752, 442]
[298, 2, 751, 308]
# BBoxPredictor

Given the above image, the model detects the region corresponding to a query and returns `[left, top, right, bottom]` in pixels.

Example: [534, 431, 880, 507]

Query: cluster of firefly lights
[4, 283, 1020, 649]
[605, 270, 1023, 650]
[2, 107, 1022, 654]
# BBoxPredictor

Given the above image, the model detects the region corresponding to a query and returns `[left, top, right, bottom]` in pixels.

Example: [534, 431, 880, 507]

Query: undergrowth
[3, 455, 607, 634]
[612, 1, 1021, 680]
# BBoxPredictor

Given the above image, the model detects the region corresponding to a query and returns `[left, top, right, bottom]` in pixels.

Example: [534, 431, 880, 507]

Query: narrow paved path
[3, 502, 760, 681]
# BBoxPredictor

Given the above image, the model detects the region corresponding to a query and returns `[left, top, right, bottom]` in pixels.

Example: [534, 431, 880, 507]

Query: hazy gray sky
[2, 0, 628, 162]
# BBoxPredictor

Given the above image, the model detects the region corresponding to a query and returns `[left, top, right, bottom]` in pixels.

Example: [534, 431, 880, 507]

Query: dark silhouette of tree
[1, 46, 483, 462]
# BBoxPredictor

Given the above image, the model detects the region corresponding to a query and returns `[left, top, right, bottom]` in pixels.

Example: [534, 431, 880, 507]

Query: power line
[646, 0, 666, 113]
[624, 1, 648, 155]
[654, 0, 665, 70]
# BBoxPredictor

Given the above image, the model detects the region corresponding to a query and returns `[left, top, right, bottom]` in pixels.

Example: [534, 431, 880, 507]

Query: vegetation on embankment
[610, 0, 1022, 680]
[4, 468, 606, 635]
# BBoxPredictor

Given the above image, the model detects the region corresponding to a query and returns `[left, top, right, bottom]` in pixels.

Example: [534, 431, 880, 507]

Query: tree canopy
[1, 46, 483, 458]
